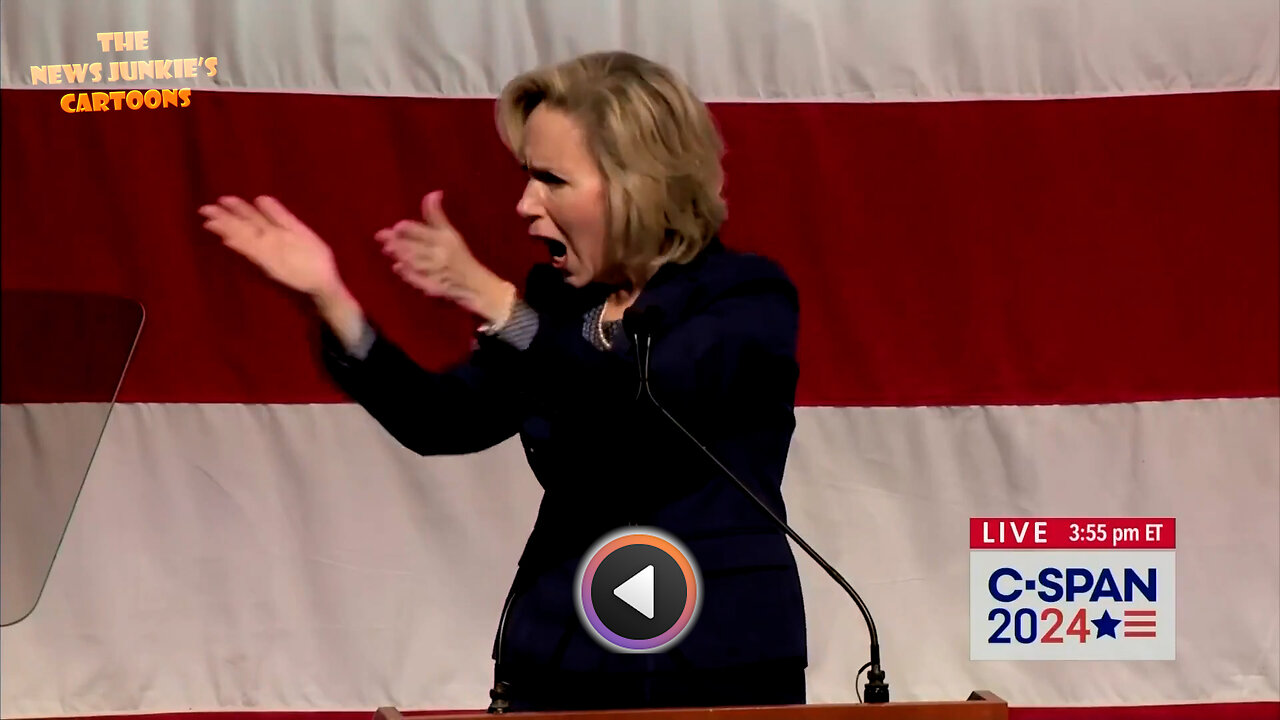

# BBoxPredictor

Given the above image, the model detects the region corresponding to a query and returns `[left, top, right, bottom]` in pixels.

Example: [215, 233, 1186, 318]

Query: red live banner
[969, 517, 1176, 549]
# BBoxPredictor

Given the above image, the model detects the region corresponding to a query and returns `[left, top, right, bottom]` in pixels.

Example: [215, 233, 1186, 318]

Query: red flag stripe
[2, 89, 1276, 406]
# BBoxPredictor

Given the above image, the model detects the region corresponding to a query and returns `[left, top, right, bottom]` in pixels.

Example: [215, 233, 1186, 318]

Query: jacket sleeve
[318, 319, 526, 456]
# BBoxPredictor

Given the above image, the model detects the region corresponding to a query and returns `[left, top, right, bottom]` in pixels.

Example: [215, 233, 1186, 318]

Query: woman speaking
[200, 51, 807, 711]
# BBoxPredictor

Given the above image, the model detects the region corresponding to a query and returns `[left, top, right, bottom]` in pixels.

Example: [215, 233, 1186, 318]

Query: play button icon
[575, 527, 702, 653]
[614, 565, 655, 619]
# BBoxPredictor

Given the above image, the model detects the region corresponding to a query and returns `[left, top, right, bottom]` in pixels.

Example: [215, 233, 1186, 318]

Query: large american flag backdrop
[2, 1, 1277, 718]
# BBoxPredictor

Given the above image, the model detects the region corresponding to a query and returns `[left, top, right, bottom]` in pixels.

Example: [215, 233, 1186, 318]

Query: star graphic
[1093, 610, 1121, 639]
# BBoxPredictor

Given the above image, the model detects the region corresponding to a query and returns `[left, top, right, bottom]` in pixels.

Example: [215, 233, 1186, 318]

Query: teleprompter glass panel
[1, 290, 143, 626]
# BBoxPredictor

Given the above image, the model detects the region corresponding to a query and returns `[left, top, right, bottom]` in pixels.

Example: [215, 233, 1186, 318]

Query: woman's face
[516, 105, 610, 288]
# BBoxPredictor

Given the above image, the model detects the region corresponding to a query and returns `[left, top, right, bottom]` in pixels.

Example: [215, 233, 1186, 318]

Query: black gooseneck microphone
[624, 305, 889, 704]
[486, 581, 520, 713]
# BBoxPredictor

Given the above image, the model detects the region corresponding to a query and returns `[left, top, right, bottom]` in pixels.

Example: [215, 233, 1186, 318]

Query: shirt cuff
[479, 298, 539, 351]
[346, 320, 377, 360]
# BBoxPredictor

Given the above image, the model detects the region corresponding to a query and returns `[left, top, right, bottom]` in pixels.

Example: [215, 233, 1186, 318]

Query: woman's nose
[516, 181, 542, 219]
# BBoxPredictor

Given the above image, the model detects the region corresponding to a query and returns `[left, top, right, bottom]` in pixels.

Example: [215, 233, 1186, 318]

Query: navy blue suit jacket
[320, 238, 807, 675]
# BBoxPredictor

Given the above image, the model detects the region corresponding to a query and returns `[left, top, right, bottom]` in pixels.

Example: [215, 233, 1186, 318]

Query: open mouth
[537, 236, 567, 259]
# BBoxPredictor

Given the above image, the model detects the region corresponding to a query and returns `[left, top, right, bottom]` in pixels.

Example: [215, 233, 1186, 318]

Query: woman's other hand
[199, 195, 365, 347]
[199, 195, 343, 298]
[377, 191, 515, 326]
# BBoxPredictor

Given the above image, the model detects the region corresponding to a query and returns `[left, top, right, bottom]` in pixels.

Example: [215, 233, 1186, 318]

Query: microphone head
[623, 304, 666, 338]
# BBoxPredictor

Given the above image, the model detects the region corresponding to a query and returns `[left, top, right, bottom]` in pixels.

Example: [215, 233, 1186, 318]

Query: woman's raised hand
[200, 195, 365, 346]
[199, 195, 344, 300]
[376, 190, 514, 326]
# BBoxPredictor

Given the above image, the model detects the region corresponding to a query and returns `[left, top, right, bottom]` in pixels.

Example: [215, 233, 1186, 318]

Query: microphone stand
[630, 329, 889, 704]
[486, 581, 521, 713]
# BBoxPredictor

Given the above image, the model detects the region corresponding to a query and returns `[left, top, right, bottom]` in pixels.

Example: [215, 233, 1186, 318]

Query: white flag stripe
[0, 398, 1275, 713]
[1, 0, 1276, 100]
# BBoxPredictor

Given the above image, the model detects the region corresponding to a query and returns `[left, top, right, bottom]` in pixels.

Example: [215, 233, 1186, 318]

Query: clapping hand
[376, 190, 514, 325]
[199, 195, 364, 346]
[198, 195, 343, 299]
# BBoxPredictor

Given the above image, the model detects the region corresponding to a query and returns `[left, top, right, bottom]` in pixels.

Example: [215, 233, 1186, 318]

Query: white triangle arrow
[613, 564, 655, 620]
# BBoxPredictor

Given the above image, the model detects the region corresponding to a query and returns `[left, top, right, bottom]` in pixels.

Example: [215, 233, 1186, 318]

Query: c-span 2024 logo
[970, 517, 1175, 660]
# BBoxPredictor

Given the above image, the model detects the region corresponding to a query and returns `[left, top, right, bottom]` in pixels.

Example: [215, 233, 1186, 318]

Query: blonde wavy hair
[496, 51, 727, 285]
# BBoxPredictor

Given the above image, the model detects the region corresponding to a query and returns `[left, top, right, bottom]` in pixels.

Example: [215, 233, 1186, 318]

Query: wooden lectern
[373, 691, 1008, 720]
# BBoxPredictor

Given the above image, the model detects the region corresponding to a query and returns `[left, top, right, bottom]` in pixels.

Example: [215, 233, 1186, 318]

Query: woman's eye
[523, 165, 564, 186]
